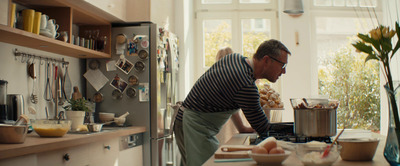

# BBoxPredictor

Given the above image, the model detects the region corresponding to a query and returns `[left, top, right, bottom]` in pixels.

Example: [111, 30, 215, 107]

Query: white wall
[150, 0, 175, 32]
[0, 1, 84, 121]
[175, 0, 194, 101]
[279, 0, 313, 122]
[0, 42, 84, 120]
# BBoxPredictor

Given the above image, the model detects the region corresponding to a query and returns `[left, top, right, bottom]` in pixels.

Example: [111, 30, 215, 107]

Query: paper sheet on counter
[84, 69, 109, 91]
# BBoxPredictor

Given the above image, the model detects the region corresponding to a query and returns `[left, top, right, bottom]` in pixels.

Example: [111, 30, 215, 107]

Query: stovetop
[250, 122, 332, 145]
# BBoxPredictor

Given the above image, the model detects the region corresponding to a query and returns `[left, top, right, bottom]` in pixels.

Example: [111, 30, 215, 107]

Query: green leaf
[357, 34, 382, 53]
[357, 33, 373, 43]
[352, 42, 373, 54]
[382, 41, 393, 52]
[365, 53, 379, 63]
[63, 98, 90, 112]
[392, 22, 400, 58]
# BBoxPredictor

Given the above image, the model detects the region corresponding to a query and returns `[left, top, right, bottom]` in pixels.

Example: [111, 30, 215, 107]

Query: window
[194, 0, 278, 82]
[311, 3, 382, 131]
[194, 0, 279, 143]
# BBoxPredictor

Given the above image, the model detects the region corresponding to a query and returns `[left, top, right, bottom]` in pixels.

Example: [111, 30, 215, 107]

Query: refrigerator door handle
[167, 102, 181, 136]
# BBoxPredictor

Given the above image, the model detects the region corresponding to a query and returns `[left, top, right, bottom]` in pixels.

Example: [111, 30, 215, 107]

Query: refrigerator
[85, 22, 179, 166]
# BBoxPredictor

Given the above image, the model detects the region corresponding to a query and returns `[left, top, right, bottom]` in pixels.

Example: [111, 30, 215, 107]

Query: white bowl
[296, 143, 341, 166]
[248, 150, 291, 165]
[338, 138, 379, 161]
[99, 112, 115, 123]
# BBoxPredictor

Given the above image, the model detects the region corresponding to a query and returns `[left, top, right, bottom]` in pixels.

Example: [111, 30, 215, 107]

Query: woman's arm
[231, 112, 255, 133]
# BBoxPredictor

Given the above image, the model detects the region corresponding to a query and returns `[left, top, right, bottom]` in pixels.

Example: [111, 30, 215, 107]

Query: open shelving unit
[1, 0, 114, 58]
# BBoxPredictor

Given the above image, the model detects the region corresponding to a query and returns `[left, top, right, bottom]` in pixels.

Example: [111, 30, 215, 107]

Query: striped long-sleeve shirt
[177, 53, 269, 134]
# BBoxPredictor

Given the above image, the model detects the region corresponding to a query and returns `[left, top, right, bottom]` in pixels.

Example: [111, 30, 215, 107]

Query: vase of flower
[384, 83, 400, 165]
[352, 22, 400, 165]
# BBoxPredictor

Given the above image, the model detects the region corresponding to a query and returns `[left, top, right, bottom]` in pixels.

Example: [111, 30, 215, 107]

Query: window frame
[195, 0, 277, 11]
[309, 0, 382, 11]
[195, 11, 278, 76]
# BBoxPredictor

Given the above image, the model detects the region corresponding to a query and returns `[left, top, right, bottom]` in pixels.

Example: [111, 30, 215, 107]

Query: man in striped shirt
[173, 39, 291, 166]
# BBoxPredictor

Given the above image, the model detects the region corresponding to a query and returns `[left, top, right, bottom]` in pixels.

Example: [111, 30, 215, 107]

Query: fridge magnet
[134, 35, 147, 41]
[141, 40, 149, 48]
[111, 89, 122, 100]
[115, 34, 127, 55]
[115, 58, 134, 74]
[138, 49, 149, 60]
[110, 74, 128, 93]
[93, 92, 104, 103]
[127, 39, 138, 56]
[116, 34, 127, 44]
[128, 75, 139, 86]
[138, 83, 149, 102]
[126, 87, 137, 98]
[83, 69, 109, 92]
[106, 60, 117, 71]
[134, 61, 145, 72]
[89, 59, 100, 70]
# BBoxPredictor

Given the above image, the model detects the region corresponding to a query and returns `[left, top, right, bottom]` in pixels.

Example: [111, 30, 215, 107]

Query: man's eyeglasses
[267, 55, 287, 69]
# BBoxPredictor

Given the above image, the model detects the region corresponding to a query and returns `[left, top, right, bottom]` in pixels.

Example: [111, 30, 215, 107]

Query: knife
[214, 158, 252, 163]
[221, 147, 253, 152]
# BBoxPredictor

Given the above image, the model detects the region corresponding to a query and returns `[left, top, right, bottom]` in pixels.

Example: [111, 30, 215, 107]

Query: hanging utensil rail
[13, 48, 69, 66]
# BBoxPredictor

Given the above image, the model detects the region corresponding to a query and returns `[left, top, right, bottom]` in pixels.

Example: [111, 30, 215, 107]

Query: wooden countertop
[0, 126, 146, 160]
[204, 133, 390, 166]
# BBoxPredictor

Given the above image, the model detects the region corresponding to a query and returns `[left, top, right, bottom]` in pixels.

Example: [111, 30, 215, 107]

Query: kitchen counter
[204, 133, 389, 166]
[0, 126, 146, 160]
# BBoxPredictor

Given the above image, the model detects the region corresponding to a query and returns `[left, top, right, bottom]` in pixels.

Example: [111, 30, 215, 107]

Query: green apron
[183, 108, 238, 166]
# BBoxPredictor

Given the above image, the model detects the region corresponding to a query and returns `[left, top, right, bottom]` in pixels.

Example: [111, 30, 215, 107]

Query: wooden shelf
[0, 24, 110, 58]
[13, 0, 112, 25]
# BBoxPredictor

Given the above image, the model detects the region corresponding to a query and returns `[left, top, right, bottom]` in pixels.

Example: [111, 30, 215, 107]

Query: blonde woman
[215, 47, 255, 145]
[216, 47, 233, 61]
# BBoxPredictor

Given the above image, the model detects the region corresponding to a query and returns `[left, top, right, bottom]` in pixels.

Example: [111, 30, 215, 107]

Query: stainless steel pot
[0, 124, 28, 143]
[291, 98, 339, 137]
[86, 123, 103, 132]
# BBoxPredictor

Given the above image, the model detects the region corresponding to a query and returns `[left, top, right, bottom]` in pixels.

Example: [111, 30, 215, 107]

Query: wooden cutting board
[214, 145, 255, 159]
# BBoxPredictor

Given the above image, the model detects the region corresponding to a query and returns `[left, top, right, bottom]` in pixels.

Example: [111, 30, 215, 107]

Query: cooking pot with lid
[290, 98, 339, 137]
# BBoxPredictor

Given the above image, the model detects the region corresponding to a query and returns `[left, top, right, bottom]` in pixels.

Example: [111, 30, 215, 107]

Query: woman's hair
[216, 47, 233, 61]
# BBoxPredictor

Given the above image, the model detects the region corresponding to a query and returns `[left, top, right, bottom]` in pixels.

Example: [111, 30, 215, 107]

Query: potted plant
[63, 98, 90, 131]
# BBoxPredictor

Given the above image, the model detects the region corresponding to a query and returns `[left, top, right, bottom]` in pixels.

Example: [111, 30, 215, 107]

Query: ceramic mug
[53, 32, 60, 39]
[40, 14, 49, 29]
[22, 9, 35, 32]
[32, 12, 41, 34]
[47, 20, 58, 32]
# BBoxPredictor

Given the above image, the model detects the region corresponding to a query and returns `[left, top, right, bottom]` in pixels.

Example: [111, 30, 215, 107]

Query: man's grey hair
[253, 39, 291, 60]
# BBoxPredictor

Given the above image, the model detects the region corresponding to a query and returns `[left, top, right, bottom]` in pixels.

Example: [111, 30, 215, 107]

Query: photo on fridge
[115, 58, 133, 74]
[110, 74, 128, 93]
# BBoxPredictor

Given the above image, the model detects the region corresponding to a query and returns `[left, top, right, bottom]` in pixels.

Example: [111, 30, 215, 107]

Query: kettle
[7, 94, 24, 121]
